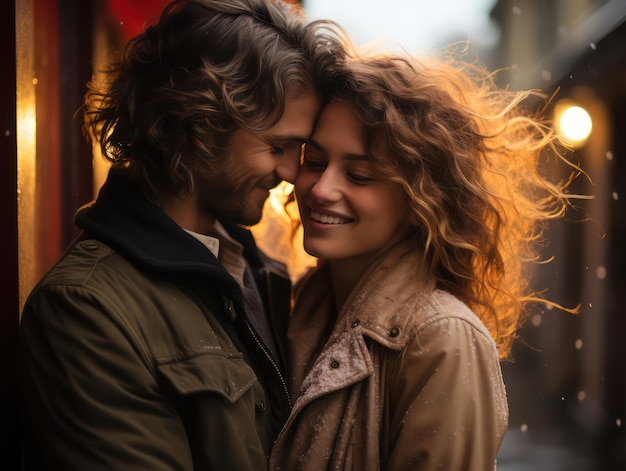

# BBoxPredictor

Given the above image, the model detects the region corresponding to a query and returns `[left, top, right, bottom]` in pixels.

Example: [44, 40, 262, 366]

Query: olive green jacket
[19, 171, 291, 470]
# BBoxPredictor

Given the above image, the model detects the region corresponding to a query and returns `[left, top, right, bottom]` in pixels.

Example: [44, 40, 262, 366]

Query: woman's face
[295, 99, 412, 266]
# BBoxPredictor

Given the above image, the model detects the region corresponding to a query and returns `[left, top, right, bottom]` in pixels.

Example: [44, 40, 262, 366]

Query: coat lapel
[292, 329, 373, 411]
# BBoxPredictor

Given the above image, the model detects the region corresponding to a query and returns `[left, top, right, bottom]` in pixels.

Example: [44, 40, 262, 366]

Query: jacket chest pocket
[156, 352, 269, 468]
[157, 352, 257, 403]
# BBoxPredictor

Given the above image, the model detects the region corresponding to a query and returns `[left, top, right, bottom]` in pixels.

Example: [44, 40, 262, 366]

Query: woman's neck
[328, 256, 374, 313]
[326, 237, 415, 312]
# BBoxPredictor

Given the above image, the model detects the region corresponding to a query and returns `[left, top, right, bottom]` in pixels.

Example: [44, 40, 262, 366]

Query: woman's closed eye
[302, 156, 327, 172]
[347, 172, 376, 184]
[302, 155, 377, 184]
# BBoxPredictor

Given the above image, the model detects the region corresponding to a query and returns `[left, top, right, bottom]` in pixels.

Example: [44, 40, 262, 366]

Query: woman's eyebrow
[265, 132, 310, 144]
[307, 138, 325, 152]
[307, 139, 370, 161]
[343, 154, 370, 162]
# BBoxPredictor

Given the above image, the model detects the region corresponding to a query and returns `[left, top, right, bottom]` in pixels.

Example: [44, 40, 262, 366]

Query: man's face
[196, 92, 321, 227]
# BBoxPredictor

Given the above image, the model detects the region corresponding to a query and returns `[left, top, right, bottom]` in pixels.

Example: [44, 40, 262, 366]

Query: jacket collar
[288, 240, 435, 406]
[75, 170, 241, 298]
[298, 240, 435, 352]
[339, 240, 435, 350]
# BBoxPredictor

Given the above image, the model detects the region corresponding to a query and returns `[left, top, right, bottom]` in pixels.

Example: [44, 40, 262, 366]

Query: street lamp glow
[559, 105, 592, 144]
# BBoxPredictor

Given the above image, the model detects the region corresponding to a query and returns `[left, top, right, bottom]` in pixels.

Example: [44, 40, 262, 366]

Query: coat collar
[75, 170, 241, 298]
[298, 240, 435, 352]
[288, 240, 435, 397]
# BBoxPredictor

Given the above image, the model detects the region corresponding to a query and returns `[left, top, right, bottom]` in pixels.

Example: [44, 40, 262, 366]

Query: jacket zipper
[244, 319, 292, 408]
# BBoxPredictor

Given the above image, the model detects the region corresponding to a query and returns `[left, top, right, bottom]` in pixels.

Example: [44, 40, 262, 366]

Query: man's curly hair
[83, 0, 347, 205]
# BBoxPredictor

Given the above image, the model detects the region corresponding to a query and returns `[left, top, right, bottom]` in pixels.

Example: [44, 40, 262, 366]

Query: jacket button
[351, 320, 360, 328]
[389, 327, 400, 337]
[222, 297, 236, 320]
[330, 359, 340, 369]
[256, 401, 266, 412]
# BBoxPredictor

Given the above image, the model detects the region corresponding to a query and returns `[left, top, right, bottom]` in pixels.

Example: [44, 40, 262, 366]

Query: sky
[303, 0, 499, 53]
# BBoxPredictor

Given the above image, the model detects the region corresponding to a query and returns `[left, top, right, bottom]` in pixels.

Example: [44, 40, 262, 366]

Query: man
[18, 0, 346, 469]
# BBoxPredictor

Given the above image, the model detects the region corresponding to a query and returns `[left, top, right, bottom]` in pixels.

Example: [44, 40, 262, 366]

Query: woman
[269, 53, 579, 470]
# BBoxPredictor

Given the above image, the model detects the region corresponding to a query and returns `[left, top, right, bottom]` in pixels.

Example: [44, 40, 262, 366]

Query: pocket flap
[157, 353, 257, 404]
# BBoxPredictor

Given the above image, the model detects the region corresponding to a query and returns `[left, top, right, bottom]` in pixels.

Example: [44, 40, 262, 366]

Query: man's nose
[275, 143, 304, 183]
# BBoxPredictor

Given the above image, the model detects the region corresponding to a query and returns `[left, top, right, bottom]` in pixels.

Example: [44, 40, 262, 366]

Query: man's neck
[161, 194, 216, 235]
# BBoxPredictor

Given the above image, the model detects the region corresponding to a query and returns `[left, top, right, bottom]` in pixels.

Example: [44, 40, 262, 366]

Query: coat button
[389, 327, 400, 337]
[257, 401, 267, 412]
[330, 359, 340, 369]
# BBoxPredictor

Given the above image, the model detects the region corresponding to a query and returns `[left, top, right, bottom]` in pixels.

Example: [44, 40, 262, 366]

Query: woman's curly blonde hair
[331, 52, 582, 359]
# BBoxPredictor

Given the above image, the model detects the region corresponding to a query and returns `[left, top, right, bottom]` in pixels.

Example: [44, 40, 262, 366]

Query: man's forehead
[263, 92, 321, 138]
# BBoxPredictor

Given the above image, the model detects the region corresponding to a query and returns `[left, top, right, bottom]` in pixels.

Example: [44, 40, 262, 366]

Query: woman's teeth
[310, 210, 348, 225]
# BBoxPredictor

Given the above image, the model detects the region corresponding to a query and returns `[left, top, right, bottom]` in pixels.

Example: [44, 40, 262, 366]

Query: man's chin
[236, 211, 261, 227]
[241, 194, 269, 227]
[220, 207, 264, 228]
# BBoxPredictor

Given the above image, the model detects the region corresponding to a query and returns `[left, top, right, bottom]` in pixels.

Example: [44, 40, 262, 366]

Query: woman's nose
[309, 170, 341, 202]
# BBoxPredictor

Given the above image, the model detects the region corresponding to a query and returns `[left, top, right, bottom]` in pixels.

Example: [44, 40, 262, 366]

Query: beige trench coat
[270, 241, 508, 470]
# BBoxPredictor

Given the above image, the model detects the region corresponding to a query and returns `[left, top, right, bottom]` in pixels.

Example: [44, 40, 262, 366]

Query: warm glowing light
[556, 104, 592, 147]
[250, 181, 316, 282]
[16, 0, 38, 313]
[560, 106, 592, 140]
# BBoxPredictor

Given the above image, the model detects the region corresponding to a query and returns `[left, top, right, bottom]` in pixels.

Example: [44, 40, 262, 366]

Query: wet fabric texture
[271, 240, 508, 470]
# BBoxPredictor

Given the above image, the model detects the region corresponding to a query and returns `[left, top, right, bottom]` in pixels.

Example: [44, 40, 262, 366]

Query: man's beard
[195, 172, 277, 227]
